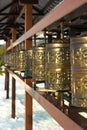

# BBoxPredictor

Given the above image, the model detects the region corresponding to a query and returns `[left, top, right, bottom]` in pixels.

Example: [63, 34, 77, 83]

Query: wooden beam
[6, 37, 10, 49]
[11, 28, 16, 118]
[12, 77, 16, 118]
[0, 1, 17, 13]
[19, 0, 38, 4]
[5, 68, 9, 99]
[25, 4, 32, 49]
[25, 79, 32, 130]
[5, 37, 10, 98]
[11, 28, 16, 43]
[0, 13, 19, 16]
[24, 4, 32, 130]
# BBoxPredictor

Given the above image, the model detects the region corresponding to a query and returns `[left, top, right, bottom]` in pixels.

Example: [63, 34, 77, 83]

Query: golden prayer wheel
[70, 36, 87, 107]
[32, 46, 45, 81]
[10, 52, 16, 70]
[7, 54, 10, 67]
[45, 39, 70, 91]
[25, 49, 32, 77]
[15, 51, 19, 70]
[8, 53, 12, 67]
[17, 50, 25, 72]
[4, 53, 9, 67]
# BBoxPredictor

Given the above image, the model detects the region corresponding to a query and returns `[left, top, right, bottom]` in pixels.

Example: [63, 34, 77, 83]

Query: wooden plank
[7, 0, 87, 51]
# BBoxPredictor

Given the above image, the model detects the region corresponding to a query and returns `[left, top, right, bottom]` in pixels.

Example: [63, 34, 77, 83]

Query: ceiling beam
[0, 16, 8, 22]
[0, 22, 24, 25]
[0, 13, 19, 16]
[0, 12, 44, 16]
[33, 5, 44, 15]
[19, 0, 38, 4]
[0, 1, 17, 13]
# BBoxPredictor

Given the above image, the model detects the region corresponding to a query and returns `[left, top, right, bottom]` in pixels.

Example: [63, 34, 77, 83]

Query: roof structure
[0, 0, 87, 40]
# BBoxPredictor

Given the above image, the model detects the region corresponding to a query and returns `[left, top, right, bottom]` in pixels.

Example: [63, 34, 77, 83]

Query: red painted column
[5, 37, 10, 98]
[11, 28, 16, 118]
[25, 4, 32, 130]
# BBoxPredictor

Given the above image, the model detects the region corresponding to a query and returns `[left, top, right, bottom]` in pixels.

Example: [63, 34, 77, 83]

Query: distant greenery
[0, 45, 5, 75]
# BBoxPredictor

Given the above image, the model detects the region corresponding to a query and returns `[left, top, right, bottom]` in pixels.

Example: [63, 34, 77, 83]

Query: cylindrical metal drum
[5, 53, 9, 66]
[10, 52, 16, 70]
[8, 53, 12, 67]
[25, 49, 32, 77]
[17, 50, 25, 72]
[4, 53, 8, 66]
[70, 36, 87, 107]
[32, 47, 45, 81]
[45, 39, 70, 91]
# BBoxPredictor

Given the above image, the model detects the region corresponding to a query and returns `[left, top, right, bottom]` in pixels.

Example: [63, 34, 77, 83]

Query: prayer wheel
[70, 36, 87, 107]
[25, 49, 32, 77]
[45, 39, 70, 91]
[15, 51, 19, 70]
[17, 50, 25, 72]
[32, 46, 45, 82]
[10, 52, 16, 70]
[8, 53, 12, 67]
[4, 53, 9, 67]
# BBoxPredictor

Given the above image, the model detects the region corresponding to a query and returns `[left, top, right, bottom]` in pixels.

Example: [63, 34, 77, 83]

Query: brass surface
[32, 47, 45, 81]
[25, 49, 32, 77]
[17, 50, 25, 71]
[45, 41, 70, 91]
[70, 36, 87, 107]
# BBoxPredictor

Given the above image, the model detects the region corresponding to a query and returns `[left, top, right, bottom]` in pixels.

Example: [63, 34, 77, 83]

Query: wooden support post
[5, 69, 9, 99]
[25, 79, 32, 130]
[5, 69, 7, 90]
[5, 37, 10, 98]
[25, 4, 32, 49]
[25, 4, 32, 130]
[11, 28, 16, 118]
[12, 77, 16, 118]
[5, 37, 10, 90]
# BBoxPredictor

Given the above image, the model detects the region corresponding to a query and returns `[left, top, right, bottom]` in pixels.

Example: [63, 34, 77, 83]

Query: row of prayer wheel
[4, 36, 87, 108]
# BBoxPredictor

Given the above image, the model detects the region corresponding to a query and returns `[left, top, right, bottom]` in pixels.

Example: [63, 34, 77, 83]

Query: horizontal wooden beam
[0, 13, 19, 16]
[0, 1, 17, 13]
[7, 0, 87, 51]
[19, 0, 38, 4]
[6, 68, 83, 130]
[0, 12, 44, 16]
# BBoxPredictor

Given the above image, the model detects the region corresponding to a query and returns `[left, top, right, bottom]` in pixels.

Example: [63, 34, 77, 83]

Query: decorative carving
[46, 68, 70, 90]
[18, 51, 26, 71]
[71, 47, 87, 67]
[32, 47, 45, 81]
[46, 47, 70, 66]
[70, 36, 87, 107]
[45, 42, 70, 91]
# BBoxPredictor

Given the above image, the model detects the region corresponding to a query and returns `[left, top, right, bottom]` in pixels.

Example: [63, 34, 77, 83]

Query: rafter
[0, 1, 17, 13]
